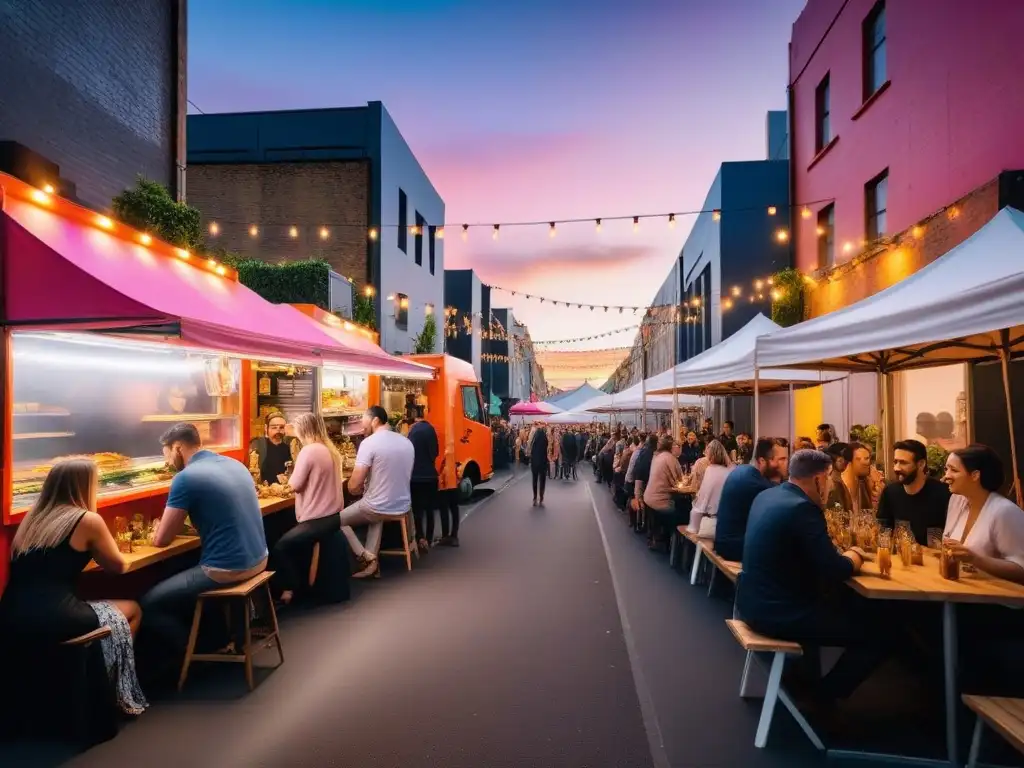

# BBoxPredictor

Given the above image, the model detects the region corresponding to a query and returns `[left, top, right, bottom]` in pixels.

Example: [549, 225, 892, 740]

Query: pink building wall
[790, 0, 1024, 274]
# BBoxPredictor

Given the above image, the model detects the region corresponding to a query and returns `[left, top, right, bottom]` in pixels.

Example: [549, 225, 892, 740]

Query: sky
[188, 0, 805, 388]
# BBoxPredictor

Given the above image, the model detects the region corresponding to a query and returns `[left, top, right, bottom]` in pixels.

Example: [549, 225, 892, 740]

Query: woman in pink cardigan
[272, 413, 344, 605]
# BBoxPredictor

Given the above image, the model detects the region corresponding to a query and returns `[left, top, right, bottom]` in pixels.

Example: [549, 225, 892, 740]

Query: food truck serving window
[461, 385, 486, 424]
[10, 332, 242, 509]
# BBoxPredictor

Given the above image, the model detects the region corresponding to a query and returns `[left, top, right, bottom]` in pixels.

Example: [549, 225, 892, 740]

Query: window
[461, 385, 485, 424]
[398, 189, 408, 253]
[815, 73, 831, 152]
[394, 293, 409, 331]
[414, 212, 424, 266]
[863, 1, 887, 100]
[865, 170, 888, 240]
[817, 204, 835, 268]
[428, 225, 436, 275]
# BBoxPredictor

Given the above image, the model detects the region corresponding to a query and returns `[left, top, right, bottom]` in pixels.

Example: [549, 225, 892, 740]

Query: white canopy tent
[644, 314, 844, 440]
[754, 206, 1024, 502]
[579, 379, 701, 413]
[545, 409, 605, 425]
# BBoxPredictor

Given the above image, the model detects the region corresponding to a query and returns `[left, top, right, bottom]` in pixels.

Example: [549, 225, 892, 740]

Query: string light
[911, 225, 924, 238]
[767, 206, 777, 216]
[754, 279, 764, 291]
[843, 242, 854, 253]
[425, 304, 434, 315]
[632, 216, 640, 233]
[461, 224, 469, 241]
[775, 229, 789, 243]
[668, 213, 676, 229]
[96, 215, 113, 230]
[492, 224, 500, 240]
[723, 298, 734, 310]
[30, 189, 50, 204]
[436, 227, 445, 240]
[731, 286, 741, 297]
[816, 225, 826, 237]
[209, 222, 220, 236]
[770, 288, 783, 301]
[43, 183, 55, 195]
[368, 227, 378, 241]
[178, 249, 191, 260]
[319, 227, 329, 240]
[250, 225, 259, 238]
[139, 233, 152, 246]
[287, 225, 297, 238]
[206, 258, 216, 268]
[712, 209, 721, 221]
[410, 224, 421, 236]
[595, 218, 602, 233]
[801, 207, 812, 219]
[549, 222, 557, 238]
[364, 286, 376, 297]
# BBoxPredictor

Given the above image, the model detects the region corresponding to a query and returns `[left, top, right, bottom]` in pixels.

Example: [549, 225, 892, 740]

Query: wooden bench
[669, 525, 700, 573]
[726, 619, 823, 751]
[963, 695, 1024, 767]
[179, 571, 284, 692]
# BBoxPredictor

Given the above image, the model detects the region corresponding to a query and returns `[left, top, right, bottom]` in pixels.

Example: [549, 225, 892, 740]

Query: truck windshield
[461, 385, 486, 424]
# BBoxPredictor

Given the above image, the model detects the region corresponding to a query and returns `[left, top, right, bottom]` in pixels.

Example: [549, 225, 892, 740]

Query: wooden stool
[726, 619, 821, 750]
[309, 542, 321, 587]
[62, 626, 112, 646]
[178, 571, 284, 692]
[378, 510, 419, 572]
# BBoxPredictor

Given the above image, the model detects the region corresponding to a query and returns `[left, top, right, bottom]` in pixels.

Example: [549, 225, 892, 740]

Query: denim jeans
[140, 565, 221, 653]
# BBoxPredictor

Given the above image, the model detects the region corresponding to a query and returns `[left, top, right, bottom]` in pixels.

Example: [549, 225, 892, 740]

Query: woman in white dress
[943, 444, 1024, 585]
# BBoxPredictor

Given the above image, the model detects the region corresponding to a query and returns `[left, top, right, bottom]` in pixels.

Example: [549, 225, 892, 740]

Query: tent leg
[999, 334, 1023, 507]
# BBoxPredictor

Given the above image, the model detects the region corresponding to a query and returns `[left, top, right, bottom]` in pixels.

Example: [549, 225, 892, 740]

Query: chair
[378, 510, 419, 572]
[178, 571, 283, 692]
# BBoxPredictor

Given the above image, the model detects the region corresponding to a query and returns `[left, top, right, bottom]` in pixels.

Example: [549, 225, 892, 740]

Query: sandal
[353, 552, 380, 579]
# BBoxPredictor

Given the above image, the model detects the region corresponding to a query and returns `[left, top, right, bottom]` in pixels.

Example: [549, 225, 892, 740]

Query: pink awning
[0, 186, 379, 367]
[509, 401, 562, 416]
[279, 305, 435, 379]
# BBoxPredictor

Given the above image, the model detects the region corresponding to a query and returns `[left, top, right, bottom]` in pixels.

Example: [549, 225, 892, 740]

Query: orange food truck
[373, 354, 493, 501]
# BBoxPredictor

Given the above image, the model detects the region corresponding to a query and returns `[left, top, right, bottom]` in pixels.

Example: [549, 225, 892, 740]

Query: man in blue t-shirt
[142, 423, 268, 654]
[713, 437, 789, 562]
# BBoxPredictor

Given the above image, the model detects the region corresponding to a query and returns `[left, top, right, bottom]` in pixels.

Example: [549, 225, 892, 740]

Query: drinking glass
[911, 541, 924, 566]
[877, 529, 893, 578]
[940, 544, 960, 581]
[899, 537, 913, 567]
[927, 528, 943, 552]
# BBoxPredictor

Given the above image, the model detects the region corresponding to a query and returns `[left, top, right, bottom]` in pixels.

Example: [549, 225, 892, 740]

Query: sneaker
[418, 538, 430, 553]
[353, 553, 380, 579]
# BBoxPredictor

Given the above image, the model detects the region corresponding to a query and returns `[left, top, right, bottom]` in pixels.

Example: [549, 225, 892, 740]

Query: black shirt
[736, 482, 855, 630]
[719, 432, 739, 455]
[877, 476, 950, 544]
[681, 442, 702, 469]
[714, 464, 773, 562]
[408, 420, 439, 482]
[262, 440, 292, 482]
[530, 430, 549, 468]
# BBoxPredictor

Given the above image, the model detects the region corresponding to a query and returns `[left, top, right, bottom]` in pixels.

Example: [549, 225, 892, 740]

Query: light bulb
[492, 225, 500, 240]
[549, 222, 557, 238]
[250, 225, 259, 238]
[288, 226, 298, 238]
[177, 249, 190, 260]
[436, 227, 445, 239]
[364, 286, 375, 297]
[368, 228, 378, 241]
[461, 224, 469, 241]
[731, 286, 741, 297]
[755, 279, 764, 290]
[319, 227, 329, 240]
[816, 225, 826, 237]
[96, 215, 114, 230]
[209, 222, 220, 236]
[140, 233, 152, 246]
[30, 189, 50, 204]
[768, 206, 777, 216]
[712, 209, 721, 221]
[632, 216, 640, 233]
[43, 183, 55, 195]
[775, 229, 789, 243]
[801, 206, 812, 219]
[668, 214, 676, 229]
[595, 218, 602, 233]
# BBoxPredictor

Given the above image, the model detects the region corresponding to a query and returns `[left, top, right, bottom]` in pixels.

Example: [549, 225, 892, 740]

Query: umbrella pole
[999, 334, 1023, 507]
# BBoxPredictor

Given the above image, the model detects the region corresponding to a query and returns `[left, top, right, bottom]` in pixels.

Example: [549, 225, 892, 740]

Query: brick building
[187, 103, 444, 355]
[0, 0, 187, 208]
[786, 0, 1024, 470]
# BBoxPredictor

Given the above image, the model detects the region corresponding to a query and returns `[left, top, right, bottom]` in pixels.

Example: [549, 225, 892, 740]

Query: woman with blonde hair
[0, 458, 147, 715]
[688, 439, 734, 537]
[272, 413, 345, 605]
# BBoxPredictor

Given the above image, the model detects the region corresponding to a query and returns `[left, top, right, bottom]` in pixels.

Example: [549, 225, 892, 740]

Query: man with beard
[877, 439, 949, 543]
[714, 437, 789, 562]
[144, 423, 268, 658]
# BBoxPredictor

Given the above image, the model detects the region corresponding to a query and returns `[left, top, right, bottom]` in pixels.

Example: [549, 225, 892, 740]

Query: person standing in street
[408, 405, 440, 552]
[530, 424, 549, 506]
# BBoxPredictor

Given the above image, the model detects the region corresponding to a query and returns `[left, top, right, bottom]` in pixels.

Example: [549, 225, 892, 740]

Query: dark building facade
[0, 0, 187, 208]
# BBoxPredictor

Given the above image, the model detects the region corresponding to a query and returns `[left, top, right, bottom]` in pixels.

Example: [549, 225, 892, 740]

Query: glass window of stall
[379, 377, 428, 437]
[320, 368, 370, 474]
[251, 362, 316, 439]
[9, 332, 242, 516]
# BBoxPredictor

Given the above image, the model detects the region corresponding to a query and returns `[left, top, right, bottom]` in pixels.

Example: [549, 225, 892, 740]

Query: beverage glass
[911, 542, 924, 566]
[899, 538, 913, 567]
[940, 545, 960, 581]
[927, 528, 943, 552]
[878, 529, 893, 578]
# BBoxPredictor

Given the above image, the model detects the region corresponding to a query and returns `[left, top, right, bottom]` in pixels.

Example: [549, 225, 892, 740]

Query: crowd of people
[0, 404, 461, 719]
[584, 417, 1024, 707]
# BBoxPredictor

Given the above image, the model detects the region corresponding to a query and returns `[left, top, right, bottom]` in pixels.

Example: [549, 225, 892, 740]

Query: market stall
[645, 314, 844, 440]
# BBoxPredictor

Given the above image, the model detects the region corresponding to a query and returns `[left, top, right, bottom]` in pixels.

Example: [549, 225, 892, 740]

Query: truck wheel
[458, 475, 474, 502]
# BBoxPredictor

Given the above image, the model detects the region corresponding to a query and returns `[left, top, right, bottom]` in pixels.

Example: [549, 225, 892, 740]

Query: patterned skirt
[88, 600, 149, 716]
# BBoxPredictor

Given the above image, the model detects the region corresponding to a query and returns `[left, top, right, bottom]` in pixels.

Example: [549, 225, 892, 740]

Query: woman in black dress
[0, 458, 148, 715]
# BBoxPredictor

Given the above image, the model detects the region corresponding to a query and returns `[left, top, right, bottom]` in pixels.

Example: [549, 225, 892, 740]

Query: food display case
[320, 368, 370, 474]
[250, 363, 316, 439]
[8, 331, 242, 518]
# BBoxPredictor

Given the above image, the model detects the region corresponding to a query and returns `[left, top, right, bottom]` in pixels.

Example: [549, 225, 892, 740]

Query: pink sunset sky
[189, 0, 806, 384]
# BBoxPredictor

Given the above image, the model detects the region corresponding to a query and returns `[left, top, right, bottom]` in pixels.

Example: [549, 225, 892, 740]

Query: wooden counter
[848, 550, 1024, 606]
[84, 496, 295, 574]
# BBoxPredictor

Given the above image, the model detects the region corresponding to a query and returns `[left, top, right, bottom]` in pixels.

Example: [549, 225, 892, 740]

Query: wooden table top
[848, 550, 1024, 606]
[84, 496, 295, 574]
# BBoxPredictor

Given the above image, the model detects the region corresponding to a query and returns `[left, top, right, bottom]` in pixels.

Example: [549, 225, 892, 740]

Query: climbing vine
[770, 267, 805, 327]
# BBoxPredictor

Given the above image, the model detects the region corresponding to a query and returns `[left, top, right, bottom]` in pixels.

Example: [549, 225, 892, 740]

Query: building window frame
[428, 225, 436, 275]
[398, 189, 408, 253]
[863, 1, 887, 101]
[394, 293, 409, 331]
[817, 204, 836, 268]
[815, 73, 831, 153]
[865, 169, 889, 241]
[414, 212, 424, 266]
